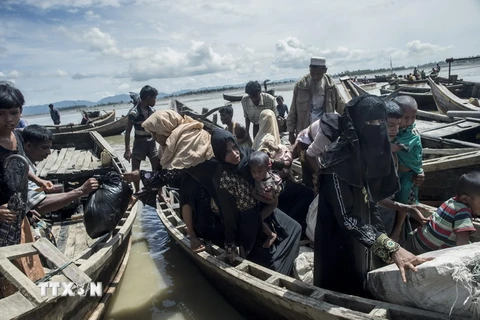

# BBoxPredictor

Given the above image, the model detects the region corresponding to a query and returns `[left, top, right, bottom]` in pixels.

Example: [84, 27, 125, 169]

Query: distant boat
[52, 115, 128, 137]
[428, 77, 480, 114]
[223, 89, 275, 102]
[45, 111, 116, 134]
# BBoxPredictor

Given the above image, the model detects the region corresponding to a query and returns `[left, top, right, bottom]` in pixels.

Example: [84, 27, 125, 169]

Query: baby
[249, 151, 283, 248]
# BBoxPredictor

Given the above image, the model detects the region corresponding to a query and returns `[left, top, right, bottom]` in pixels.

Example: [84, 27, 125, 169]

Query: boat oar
[446, 111, 480, 119]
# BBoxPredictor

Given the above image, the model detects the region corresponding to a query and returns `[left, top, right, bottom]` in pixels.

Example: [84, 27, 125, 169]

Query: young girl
[249, 151, 283, 248]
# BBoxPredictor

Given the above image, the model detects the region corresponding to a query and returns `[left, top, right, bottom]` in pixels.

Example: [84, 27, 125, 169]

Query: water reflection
[104, 205, 244, 320]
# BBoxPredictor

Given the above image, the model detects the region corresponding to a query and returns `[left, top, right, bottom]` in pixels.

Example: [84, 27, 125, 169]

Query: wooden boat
[0, 131, 137, 319]
[374, 74, 394, 82]
[223, 89, 276, 102]
[85, 111, 101, 119]
[380, 84, 436, 110]
[420, 150, 480, 201]
[428, 77, 480, 114]
[156, 190, 468, 320]
[52, 115, 128, 138]
[45, 111, 116, 134]
[358, 83, 376, 90]
[223, 93, 244, 102]
[170, 99, 224, 132]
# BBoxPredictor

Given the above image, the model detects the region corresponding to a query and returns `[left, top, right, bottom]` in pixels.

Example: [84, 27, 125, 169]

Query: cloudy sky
[1, 0, 479, 106]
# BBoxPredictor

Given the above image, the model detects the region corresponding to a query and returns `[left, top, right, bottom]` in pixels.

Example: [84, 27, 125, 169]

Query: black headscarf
[210, 129, 253, 179]
[319, 95, 399, 201]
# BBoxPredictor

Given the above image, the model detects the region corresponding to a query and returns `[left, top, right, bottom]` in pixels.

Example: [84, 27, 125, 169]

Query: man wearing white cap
[287, 57, 345, 145]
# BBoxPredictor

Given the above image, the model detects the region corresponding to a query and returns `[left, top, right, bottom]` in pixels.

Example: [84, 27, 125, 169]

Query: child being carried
[249, 151, 283, 248]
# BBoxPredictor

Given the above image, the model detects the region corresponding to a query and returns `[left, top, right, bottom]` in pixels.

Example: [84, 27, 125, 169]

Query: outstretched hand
[36, 179, 54, 191]
[391, 247, 434, 283]
[409, 205, 431, 225]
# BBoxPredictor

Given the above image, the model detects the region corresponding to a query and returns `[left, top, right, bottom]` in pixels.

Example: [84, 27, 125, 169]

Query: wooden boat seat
[36, 147, 108, 179]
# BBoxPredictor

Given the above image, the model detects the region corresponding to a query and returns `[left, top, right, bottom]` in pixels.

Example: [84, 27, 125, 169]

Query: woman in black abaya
[211, 129, 301, 275]
[314, 95, 432, 296]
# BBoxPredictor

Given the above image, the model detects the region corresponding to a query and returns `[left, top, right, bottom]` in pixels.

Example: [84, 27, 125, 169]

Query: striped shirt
[241, 93, 278, 124]
[413, 197, 475, 253]
[128, 104, 155, 137]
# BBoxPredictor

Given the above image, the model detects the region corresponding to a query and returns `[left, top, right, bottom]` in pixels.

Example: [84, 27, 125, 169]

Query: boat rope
[448, 261, 480, 319]
[34, 261, 74, 285]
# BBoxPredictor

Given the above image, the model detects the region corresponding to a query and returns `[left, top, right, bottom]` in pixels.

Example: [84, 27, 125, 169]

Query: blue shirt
[276, 104, 289, 118]
[16, 118, 28, 129]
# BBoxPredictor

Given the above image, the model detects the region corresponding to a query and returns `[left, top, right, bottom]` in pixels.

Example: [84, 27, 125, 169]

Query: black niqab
[319, 95, 399, 201]
[210, 129, 252, 179]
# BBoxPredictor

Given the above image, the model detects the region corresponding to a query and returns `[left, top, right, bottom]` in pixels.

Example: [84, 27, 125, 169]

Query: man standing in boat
[49, 103, 61, 125]
[124, 85, 159, 192]
[287, 57, 345, 145]
[241, 81, 278, 138]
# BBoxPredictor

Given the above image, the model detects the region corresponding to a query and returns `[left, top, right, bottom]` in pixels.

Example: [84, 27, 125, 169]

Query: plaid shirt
[241, 93, 278, 124]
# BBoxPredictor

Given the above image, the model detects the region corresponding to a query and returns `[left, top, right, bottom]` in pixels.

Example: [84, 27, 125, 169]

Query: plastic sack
[84, 171, 133, 239]
[306, 195, 319, 242]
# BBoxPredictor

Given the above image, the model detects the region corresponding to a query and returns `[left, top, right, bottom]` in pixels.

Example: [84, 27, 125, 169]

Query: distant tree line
[335, 56, 480, 78]
[164, 80, 295, 98]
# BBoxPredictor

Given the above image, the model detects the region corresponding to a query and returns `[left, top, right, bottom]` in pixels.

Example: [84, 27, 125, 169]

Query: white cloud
[84, 10, 100, 20]
[83, 28, 119, 55]
[273, 37, 454, 70]
[8, 70, 21, 78]
[2, 0, 477, 106]
[406, 40, 452, 55]
[3, 0, 124, 10]
[72, 72, 99, 79]
[55, 69, 68, 77]
[117, 83, 131, 90]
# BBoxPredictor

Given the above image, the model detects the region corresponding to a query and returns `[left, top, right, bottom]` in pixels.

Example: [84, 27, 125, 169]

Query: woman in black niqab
[314, 95, 432, 296]
[210, 129, 301, 275]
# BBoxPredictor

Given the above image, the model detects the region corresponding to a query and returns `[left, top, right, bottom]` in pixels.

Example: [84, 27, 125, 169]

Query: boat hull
[45, 111, 116, 134]
[156, 194, 460, 320]
[428, 77, 480, 114]
[0, 131, 136, 320]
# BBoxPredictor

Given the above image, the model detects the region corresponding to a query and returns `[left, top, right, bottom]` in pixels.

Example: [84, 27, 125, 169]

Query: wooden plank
[368, 306, 389, 317]
[0, 243, 38, 260]
[33, 238, 91, 286]
[56, 147, 75, 174]
[50, 224, 61, 243]
[423, 147, 479, 155]
[423, 150, 480, 172]
[35, 157, 47, 175]
[55, 222, 69, 254]
[73, 223, 89, 260]
[0, 292, 36, 319]
[63, 221, 78, 260]
[0, 258, 45, 305]
[81, 150, 94, 171]
[59, 149, 81, 175]
[48, 148, 68, 174]
[38, 150, 58, 178]
[73, 150, 87, 173]
[90, 131, 116, 156]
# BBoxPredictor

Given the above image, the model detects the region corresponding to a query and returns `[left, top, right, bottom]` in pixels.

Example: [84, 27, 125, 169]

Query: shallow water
[22, 64, 480, 319]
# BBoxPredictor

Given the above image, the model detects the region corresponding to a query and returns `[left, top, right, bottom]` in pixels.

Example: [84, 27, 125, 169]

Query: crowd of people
[120, 56, 479, 296]
[0, 55, 478, 299]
